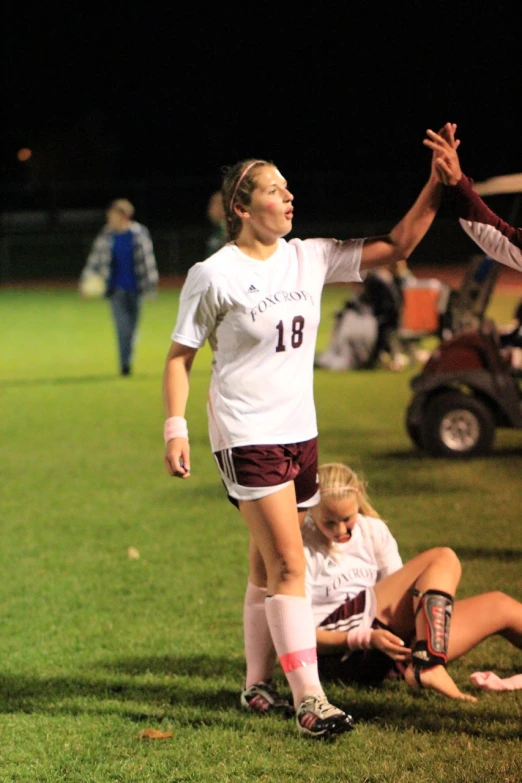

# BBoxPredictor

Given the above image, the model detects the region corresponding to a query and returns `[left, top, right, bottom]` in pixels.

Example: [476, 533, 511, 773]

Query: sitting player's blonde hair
[317, 462, 380, 518]
[303, 463, 382, 555]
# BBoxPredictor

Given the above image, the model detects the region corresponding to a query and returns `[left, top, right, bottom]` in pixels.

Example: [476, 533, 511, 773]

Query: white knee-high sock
[265, 594, 324, 707]
[243, 582, 277, 687]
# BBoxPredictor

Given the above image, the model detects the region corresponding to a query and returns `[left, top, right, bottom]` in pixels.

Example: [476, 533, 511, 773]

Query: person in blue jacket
[80, 198, 159, 375]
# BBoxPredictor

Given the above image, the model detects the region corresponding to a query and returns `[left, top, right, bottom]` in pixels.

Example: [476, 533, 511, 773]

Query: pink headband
[229, 160, 265, 213]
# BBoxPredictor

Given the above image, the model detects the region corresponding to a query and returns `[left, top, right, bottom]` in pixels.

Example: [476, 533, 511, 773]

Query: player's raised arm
[359, 125, 459, 271]
[424, 124, 522, 272]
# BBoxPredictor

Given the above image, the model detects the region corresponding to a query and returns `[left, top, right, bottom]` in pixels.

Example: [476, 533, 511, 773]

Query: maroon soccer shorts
[213, 437, 319, 508]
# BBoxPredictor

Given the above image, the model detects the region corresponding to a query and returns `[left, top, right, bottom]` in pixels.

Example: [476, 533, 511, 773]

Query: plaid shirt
[81, 221, 159, 295]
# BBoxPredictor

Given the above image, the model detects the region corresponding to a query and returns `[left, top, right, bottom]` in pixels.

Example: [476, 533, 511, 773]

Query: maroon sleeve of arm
[447, 174, 522, 270]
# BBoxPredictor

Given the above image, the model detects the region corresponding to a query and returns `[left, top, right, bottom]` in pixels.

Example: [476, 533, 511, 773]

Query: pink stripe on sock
[279, 647, 317, 674]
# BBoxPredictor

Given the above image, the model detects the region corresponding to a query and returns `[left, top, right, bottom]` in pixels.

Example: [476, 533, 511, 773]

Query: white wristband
[164, 416, 189, 445]
[346, 627, 373, 651]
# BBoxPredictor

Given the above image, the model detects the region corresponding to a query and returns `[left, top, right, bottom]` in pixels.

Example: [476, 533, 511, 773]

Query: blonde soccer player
[303, 462, 522, 700]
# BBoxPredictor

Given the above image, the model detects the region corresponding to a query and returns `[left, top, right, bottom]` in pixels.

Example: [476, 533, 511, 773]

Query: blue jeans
[109, 288, 141, 373]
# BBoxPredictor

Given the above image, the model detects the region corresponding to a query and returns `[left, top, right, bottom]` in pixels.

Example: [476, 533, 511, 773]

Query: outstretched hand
[371, 629, 411, 661]
[424, 122, 462, 186]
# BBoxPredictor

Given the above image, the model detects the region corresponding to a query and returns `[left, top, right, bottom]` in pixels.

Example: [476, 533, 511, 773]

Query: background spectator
[79, 198, 159, 376]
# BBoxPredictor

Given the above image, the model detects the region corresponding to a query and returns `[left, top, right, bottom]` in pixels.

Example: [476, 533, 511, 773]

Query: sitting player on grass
[299, 462, 522, 700]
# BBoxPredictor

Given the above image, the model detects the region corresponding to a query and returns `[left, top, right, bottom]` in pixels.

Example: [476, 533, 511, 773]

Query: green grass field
[0, 282, 521, 782]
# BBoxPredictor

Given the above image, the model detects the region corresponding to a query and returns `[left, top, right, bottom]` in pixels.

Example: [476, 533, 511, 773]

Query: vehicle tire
[405, 403, 424, 450]
[420, 391, 495, 458]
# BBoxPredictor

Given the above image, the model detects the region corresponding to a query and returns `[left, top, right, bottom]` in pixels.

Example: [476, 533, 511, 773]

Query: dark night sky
[2, 2, 521, 217]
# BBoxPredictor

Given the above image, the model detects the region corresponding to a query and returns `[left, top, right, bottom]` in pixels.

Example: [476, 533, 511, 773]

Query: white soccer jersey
[303, 513, 403, 626]
[172, 237, 363, 451]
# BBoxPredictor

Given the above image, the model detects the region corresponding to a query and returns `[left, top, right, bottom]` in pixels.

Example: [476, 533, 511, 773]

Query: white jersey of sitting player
[303, 513, 403, 627]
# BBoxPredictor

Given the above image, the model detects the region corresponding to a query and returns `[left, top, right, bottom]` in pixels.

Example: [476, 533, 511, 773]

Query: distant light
[17, 148, 32, 162]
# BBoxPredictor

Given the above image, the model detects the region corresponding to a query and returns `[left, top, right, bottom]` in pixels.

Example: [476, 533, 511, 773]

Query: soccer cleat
[296, 694, 354, 740]
[240, 681, 295, 718]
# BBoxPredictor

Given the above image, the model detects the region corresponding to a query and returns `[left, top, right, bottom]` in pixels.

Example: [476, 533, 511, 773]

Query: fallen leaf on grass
[138, 728, 173, 740]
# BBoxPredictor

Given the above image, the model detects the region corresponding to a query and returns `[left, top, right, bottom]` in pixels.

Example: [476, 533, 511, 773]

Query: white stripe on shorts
[320, 587, 377, 634]
[221, 449, 238, 484]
